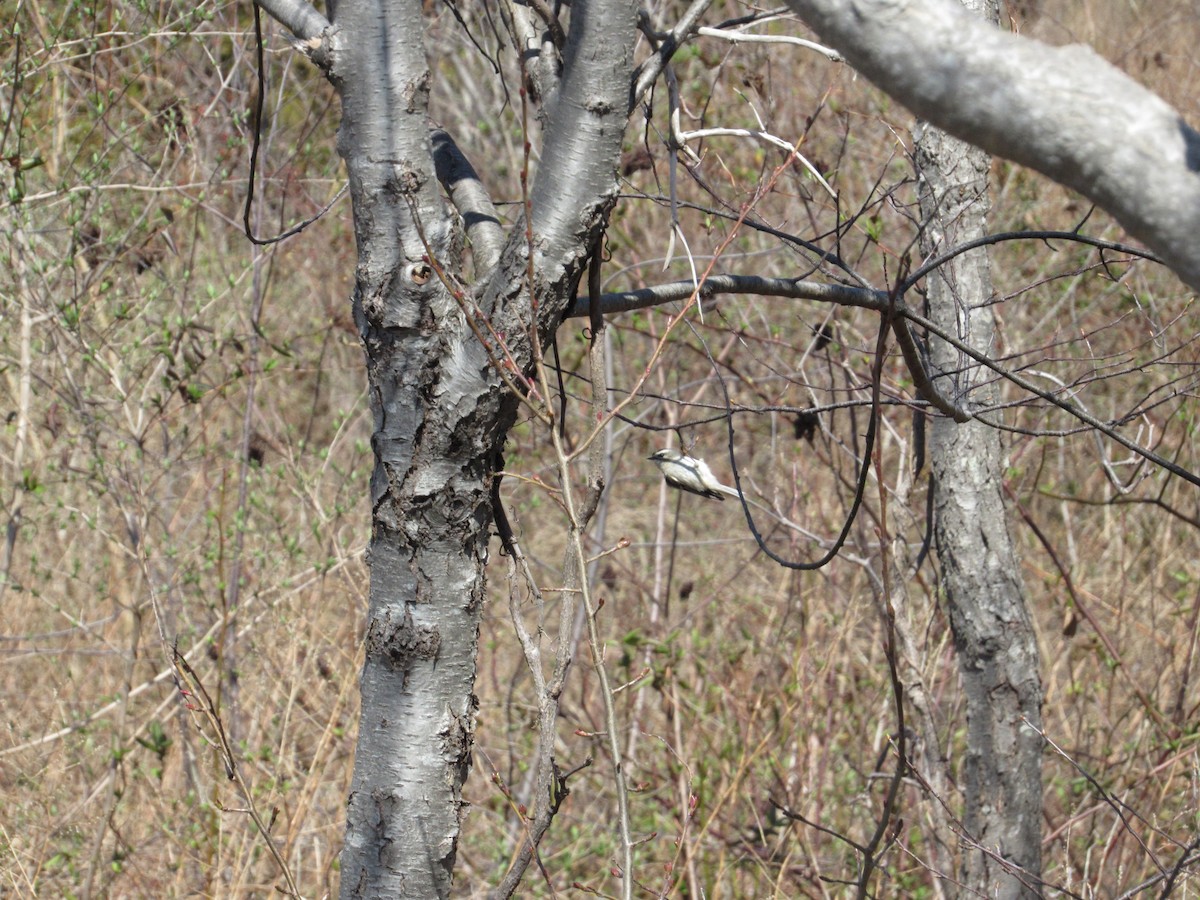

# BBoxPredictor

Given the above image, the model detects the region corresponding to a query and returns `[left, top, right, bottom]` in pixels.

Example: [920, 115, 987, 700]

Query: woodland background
[4, 0, 1200, 896]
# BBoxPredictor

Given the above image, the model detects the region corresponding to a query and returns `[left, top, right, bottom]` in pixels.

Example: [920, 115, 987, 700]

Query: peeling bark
[249, 0, 639, 895]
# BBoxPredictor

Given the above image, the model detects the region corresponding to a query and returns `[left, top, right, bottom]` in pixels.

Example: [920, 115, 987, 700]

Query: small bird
[648, 448, 740, 501]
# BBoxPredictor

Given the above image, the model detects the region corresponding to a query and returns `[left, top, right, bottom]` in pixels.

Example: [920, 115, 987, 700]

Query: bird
[648, 448, 740, 501]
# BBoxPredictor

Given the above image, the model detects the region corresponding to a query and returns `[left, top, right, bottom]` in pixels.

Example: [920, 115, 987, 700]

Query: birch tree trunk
[256, 0, 636, 895]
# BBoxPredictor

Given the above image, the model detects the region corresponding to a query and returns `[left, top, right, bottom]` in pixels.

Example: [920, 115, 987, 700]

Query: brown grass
[3, 0, 1200, 897]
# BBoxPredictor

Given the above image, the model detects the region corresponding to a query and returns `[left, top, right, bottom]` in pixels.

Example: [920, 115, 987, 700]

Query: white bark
[258, 0, 638, 896]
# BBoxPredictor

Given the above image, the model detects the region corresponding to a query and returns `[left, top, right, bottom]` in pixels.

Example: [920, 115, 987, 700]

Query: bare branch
[432, 130, 504, 273]
[632, 0, 714, 105]
[788, 0, 1200, 291]
[524, 0, 637, 275]
[480, 0, 639, 351]
[255, 0, 329, 43]
[696, 24, 841, 60]
[567, 273, 889, 318]
[499, 0, 562, 109]
[905, 303, 1200, 489]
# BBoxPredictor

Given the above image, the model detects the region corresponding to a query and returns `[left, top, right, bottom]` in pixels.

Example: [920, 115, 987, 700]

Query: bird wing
[695, 458, 740, 499]
[673, 478, 724, 501]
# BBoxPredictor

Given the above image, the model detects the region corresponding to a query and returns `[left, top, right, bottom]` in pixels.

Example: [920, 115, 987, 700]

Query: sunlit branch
[696, 24, 841, 59]
[254, 0, 329, 42]
[431, 130, 504, 274]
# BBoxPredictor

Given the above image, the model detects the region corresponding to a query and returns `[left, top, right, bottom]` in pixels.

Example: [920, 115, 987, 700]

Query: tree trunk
[916, 4, 1043, 896]
[251, 0, 638, 895]
[327, 4, 517, 895]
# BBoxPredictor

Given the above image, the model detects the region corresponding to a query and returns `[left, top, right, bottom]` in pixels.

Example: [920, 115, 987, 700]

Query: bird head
[649, 448, 684, 464]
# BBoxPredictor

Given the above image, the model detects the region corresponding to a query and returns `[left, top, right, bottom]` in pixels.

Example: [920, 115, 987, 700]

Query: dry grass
[3, 0, 1200, 897]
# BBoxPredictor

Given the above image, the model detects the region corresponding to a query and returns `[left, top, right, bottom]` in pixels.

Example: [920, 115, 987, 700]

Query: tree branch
[525, 0, 638, 280]
[631, 0, 714, 105]
[499, 0, 562, 109]
[567, 273, 889, 318]
[254, 0, 329, 43]
[788, 0, 1200, 292]
[432, 130, 504, 273]
[481, 0, 639, 352]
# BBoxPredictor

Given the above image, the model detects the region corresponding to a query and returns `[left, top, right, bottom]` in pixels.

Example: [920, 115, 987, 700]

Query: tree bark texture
[254, 0, 637, 896]
[915, 4, 1043, 895]
[330, 5, 510, 895]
